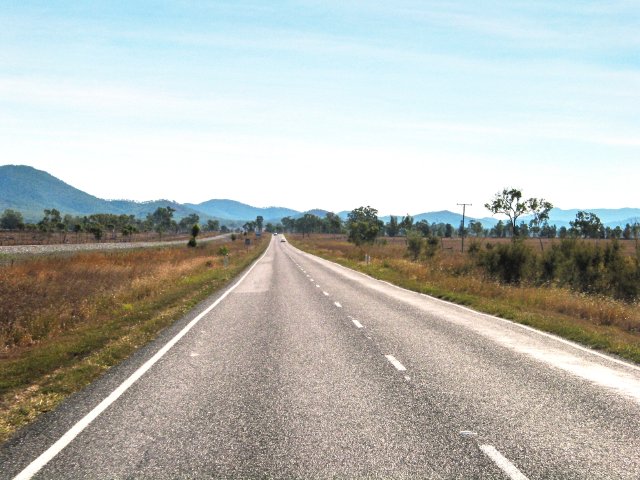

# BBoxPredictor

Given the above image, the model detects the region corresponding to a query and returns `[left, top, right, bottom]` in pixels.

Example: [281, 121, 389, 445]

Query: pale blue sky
[1, 1, 638, 218]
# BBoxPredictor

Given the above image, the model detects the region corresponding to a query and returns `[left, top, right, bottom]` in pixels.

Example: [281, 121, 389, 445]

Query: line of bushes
[469, 239, 639, 301]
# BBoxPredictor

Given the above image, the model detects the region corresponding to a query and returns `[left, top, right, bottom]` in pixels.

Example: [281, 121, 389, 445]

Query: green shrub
[424, 237, 440, 258]
[405, 231, 423, 261]
[570, 240, 603, 292]
[466, 240, 481, 256]
[539, 239, 639, 300]
[539, 242, 563, 284]
[476, 240, 535, 284]
[603, 241, 639, 300]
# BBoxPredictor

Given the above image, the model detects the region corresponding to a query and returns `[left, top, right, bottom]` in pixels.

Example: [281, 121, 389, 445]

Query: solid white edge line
[421, 291, 640, 372]
[288, 245, 640, 373]
[480, 445, 529, 480]
[385, 354, 407, 372]
[13, 241, 273, 480]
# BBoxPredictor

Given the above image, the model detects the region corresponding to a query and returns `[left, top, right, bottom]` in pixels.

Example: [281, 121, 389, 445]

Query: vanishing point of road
[2, 235, 640, 478]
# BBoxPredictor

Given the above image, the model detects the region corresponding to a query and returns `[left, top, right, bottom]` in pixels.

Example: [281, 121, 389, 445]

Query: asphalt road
[3, 235, 640, 479]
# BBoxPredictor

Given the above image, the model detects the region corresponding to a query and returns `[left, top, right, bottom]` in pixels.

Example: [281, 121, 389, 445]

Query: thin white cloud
[0, 77, 256, 114]
[312, 0, 640, 49]
[365, 116, 640, 149]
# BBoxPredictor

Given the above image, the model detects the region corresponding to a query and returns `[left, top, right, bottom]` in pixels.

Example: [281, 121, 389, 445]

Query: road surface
[2, 235, 640, 478]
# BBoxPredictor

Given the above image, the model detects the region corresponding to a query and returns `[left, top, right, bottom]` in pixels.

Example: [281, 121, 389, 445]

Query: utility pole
[457, 203, 472, 252]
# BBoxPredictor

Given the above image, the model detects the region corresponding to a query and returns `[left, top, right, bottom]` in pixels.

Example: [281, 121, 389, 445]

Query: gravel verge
[0, 234, 231, 256]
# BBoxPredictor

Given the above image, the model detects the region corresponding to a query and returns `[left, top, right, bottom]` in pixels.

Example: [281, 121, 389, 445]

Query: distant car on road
[281, 238, 286, 242]
[273, 232, 278, 235]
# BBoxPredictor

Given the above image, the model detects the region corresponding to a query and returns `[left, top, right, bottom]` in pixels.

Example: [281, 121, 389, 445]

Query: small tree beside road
[347, 206, 383, 247]
[188, 223, 200, 247]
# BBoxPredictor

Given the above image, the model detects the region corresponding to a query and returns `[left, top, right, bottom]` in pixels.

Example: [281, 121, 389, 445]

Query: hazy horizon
[3, 164, 639, 223]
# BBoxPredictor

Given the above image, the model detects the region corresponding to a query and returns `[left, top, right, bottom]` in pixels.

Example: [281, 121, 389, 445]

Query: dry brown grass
[0, 246, 226, 353]
[0, 238, 263, 355]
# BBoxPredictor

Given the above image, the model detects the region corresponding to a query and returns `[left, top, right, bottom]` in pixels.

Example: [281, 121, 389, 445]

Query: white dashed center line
[385, 355, 407, 372]
[347, 315, 364, 328]
[334, 301, 342, 308]
[323, 291, 330, 296]
[480, 445, 529, 480]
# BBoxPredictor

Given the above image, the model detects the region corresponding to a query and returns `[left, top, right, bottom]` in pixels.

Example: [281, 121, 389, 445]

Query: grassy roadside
[289, 235, 640, 364]
[0, 237, 268, 443]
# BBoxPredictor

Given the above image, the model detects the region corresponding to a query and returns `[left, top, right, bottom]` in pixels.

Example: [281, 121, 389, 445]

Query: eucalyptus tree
[400, 214, 414, 234]
[570, 211, 603, 239]
[486, 188, 553, 241]
[386, 216, 399, 237]
[148, 206, 176, 239]
[347, 206, 383, 247]
[527, 198, 554, 250]
[323, 212, 343, 234]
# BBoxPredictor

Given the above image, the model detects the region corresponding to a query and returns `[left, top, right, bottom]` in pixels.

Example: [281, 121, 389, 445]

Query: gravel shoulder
[0, 233, 231, 256]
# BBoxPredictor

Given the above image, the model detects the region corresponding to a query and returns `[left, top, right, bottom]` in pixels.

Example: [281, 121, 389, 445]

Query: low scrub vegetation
[471, 238, 640, 301]
[0, 237, 266, 442]
[289, 234, 640, 363]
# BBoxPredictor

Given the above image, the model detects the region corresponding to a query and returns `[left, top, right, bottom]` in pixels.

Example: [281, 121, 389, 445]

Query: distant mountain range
[0, 165, 214, 224]
[184, 199, 299, 224]
[378, 211, 497, 229]
[1, 165, 639, 228]
[0, 165, 306, 225]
